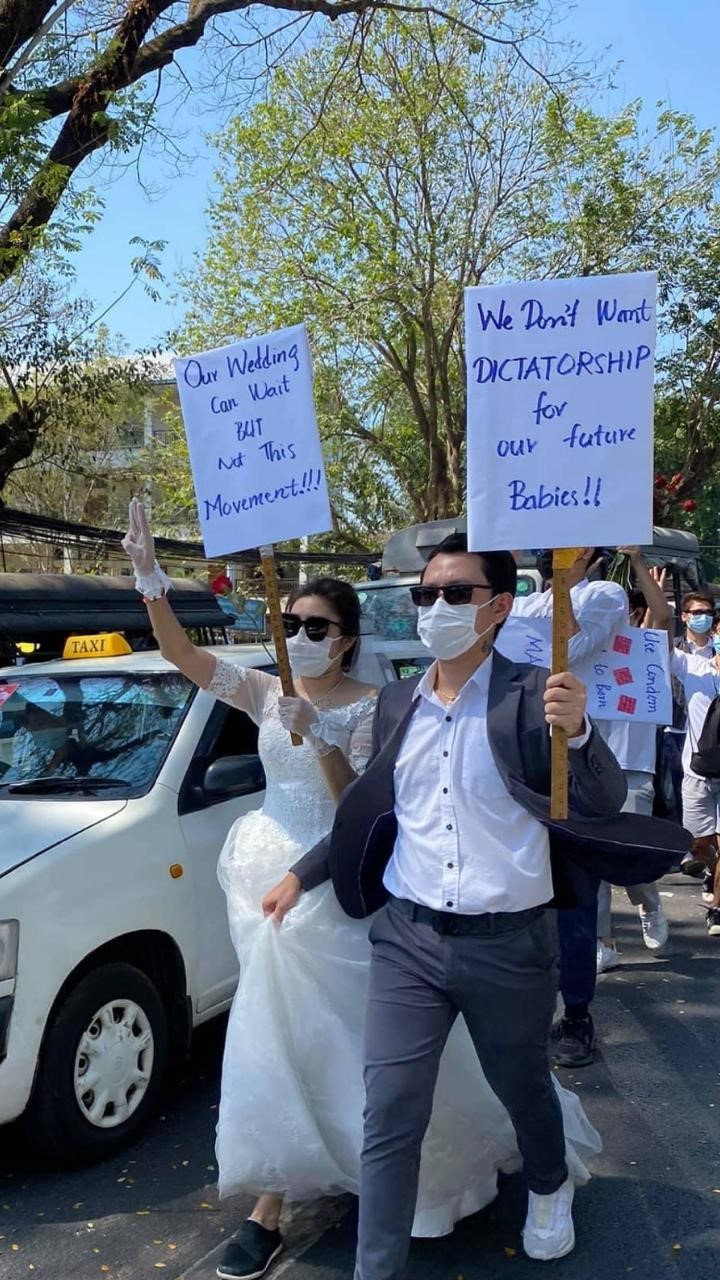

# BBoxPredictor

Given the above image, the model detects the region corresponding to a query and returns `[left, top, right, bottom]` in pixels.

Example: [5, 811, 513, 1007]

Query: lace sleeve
[204, 656, 278, 725]
[311, 695, 377, 773]
[348, 703, 376, 775]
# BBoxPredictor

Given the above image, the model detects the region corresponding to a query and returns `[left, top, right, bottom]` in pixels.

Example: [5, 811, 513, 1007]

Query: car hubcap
[74, 998, 154, 1129]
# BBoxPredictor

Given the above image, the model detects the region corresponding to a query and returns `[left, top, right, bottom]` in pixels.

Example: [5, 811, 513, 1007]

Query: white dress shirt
[682, 638, 714, 660]
[671, 649, 720, 777]
[512, 578, 629, 664]
[514, 578, 634, 776]
[383, 655, 587, 915]
[600, 720, 656, 775]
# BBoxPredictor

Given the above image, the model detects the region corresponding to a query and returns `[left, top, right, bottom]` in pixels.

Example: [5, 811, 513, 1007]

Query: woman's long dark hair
[286, 577, 361, 671]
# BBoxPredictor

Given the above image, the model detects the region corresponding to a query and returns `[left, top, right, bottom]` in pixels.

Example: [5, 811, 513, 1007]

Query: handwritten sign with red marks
[497, 618, 671, 723]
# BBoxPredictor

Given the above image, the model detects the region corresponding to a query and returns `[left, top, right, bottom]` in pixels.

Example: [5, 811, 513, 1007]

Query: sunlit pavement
[2, 872, 719, 1280]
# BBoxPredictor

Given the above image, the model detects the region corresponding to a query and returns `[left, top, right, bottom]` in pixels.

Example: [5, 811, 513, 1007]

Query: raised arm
[618, 547, 672, 631]
[122, 499, 273, 720]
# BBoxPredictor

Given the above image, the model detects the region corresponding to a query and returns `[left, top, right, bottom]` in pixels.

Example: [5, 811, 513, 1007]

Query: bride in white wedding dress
[121, 499, 601, 1280]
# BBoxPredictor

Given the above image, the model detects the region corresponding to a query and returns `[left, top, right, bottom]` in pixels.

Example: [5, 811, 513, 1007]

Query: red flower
[654, 474, 668, 489]
[670, 471, 685, 487]
[682, 499, 697, 513]
[211, 573, 233, 594]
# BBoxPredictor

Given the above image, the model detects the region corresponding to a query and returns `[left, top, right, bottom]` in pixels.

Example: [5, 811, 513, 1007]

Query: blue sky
[72, 0, 719, 350]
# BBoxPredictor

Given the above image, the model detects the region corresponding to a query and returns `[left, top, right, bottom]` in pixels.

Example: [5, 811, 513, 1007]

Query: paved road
[2, 872, 720, 1280]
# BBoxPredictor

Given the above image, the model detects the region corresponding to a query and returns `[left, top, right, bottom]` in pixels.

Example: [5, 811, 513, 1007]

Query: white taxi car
[0, 620, 436, 1165]
[0, 637, 276, 1162]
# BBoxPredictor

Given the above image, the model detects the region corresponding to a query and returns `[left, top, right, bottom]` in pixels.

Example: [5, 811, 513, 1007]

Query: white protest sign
[496, 615, 552, 668]
[576, 627, 672, 725]
[173, 323, 332, 557]
[465, 270, 656, 551]
[496, 617, 671, 724]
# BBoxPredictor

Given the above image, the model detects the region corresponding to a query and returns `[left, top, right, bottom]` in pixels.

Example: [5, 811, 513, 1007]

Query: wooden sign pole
[259, 543, 302, 747]
[550, 547, 581, 820]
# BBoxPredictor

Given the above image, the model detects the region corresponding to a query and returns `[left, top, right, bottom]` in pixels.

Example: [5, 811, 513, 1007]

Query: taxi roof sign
[63, 632, 133, 660]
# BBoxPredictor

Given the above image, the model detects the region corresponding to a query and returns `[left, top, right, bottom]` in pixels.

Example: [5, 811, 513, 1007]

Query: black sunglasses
[410, 582, 492, 607]
[282, 613, 345, 642]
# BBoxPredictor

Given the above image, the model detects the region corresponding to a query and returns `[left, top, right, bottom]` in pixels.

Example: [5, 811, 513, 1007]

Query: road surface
[2, 871, 719, 1280]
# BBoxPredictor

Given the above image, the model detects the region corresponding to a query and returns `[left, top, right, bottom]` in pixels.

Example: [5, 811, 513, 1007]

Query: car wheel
[25, 962, 169, 1164]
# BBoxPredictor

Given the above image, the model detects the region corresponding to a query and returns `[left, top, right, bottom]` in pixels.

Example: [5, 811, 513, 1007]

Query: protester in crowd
[122, 504, 603, 1280]
[677, 590, 716, 658]
[514, 548, 629, 1066]
[671, 617, 720, 937]
[596, 553, 672, 971]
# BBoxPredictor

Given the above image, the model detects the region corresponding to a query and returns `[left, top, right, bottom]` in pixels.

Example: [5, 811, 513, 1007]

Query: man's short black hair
[423, 532, 517, 598]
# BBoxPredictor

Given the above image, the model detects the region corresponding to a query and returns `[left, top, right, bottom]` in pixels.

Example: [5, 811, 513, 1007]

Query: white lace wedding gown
[210, 659, 601, 1236]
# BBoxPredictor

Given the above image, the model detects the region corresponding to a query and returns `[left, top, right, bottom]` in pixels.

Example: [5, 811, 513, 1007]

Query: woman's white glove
[277, 695, 318, 740]
[121, 498, 171, 600]
[276, 696, 335, 754]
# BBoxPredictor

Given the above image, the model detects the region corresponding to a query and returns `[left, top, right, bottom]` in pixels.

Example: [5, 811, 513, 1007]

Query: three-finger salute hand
[121, 497, 156, 575]
[261, 872, 302, 924]
[544, 672, 587, 739]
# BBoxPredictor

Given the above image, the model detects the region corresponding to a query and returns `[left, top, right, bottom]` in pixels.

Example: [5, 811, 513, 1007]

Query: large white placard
[465, 271, 656, 551]
[173, 323, 332, 557]
[496, 617, 671, 724]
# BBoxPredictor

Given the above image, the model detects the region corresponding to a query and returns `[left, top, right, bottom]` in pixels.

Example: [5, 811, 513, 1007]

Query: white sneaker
[523, 1178, 575, 1260]
[596, 941, 621, 973]
[639, 905, 669, 950]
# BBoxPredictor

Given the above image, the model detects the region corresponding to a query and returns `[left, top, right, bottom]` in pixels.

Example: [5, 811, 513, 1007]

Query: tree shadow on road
[291, 1172, 720, 1280]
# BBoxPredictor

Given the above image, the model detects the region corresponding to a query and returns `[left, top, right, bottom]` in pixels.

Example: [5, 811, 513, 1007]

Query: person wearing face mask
[123, 504, 606, 1280]
[122, 500, 375, 1277]
[678, 591, 716, 658]
[595, 556, 673, 970]
[512, 548, 629, 1068]
[267, 533, 687, 1278]
[671, 605, 720, 937]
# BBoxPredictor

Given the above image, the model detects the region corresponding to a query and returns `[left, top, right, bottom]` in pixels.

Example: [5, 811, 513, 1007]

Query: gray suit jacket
[292, 653, 690, 918]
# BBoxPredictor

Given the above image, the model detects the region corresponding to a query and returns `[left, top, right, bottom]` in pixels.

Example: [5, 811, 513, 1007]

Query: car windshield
[358, 584, 419, 641]
[0, 671, 193, 797]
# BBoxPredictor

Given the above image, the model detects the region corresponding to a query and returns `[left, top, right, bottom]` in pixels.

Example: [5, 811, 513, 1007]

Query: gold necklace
[435, 684, 458, 705]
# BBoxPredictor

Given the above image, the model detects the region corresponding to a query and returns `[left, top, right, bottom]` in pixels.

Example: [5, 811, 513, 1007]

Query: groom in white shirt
[274, 533, 687, 1278]
[356, 537, 592, 1277]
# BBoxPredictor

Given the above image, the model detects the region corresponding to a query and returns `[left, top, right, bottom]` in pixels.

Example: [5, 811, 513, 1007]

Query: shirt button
[443, 750, 449, 758]
[442, 787, 448, 794]
[446, 823, 453, 831]
[446, 901, 454, 908]
[445, 715, 452, 723]
[447, 862, 454, 869]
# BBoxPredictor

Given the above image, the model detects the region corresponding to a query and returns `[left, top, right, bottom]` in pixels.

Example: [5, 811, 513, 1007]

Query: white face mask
[417, 596, 498, 661]
[286, 630, 340, 678]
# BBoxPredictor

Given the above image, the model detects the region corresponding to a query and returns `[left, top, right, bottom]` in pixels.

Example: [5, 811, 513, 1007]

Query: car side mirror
[203, 755, 266, 799]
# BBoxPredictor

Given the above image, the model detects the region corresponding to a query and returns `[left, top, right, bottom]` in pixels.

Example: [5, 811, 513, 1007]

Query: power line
[0, 506, 379, 568]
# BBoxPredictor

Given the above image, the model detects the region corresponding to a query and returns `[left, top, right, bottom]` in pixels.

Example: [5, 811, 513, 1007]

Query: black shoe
[702, 871, 715, 906]
[217, 1221, 284, 1280]
[553, 1016, 596, 1068]
[681, 853, 706, 879]
[706, 908, 720, 937]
